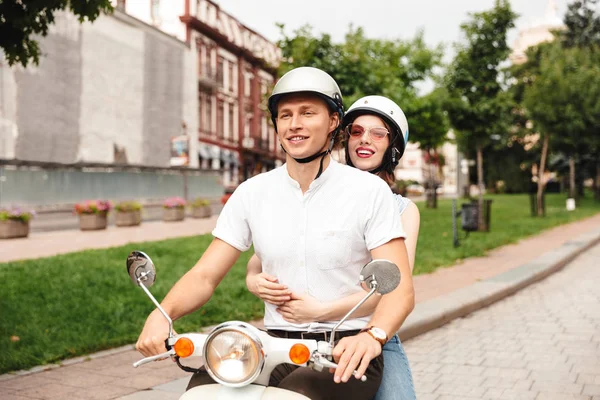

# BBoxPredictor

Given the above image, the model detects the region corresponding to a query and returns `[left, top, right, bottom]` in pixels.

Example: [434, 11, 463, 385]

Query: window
[229, 106, 235, 138]
[217, 57, 224, 88]
[244, 73, 251, 97]
[205, 97, 212, 132]
[228, 63, 235, 92]
[217, 101, 224, 139]
[198, 94, 204, 131]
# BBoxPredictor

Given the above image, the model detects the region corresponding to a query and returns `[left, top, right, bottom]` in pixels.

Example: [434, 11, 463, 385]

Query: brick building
[121, 0, 284, 186]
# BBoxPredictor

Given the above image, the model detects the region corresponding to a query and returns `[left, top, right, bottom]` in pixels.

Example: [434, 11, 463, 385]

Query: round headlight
[203, 324, 264, 387]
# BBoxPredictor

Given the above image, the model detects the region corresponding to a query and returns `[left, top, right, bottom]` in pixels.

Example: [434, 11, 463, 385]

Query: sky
[217, 0, 568, 57]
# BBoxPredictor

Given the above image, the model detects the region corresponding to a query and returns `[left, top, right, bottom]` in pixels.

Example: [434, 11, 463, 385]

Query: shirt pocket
[314, 230, 356, 270]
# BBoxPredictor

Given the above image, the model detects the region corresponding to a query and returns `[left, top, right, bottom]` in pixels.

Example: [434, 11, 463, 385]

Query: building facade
[120, 0, 283, 187]
[1, 8, 197, 168]
[393, 134, 468, 196]
[509, 0, 565, 65]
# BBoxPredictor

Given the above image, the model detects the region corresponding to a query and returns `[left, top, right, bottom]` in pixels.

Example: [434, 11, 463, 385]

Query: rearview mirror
[359, 259, 400, 295]
[126, 250, 156, 288]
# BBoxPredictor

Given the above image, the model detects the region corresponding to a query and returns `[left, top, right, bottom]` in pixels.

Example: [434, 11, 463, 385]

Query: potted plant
[163, 197, 186, 222]
[190, 198, 212, 218]
[115, 201, 142, 227]
[221, 186, 236, 206]
[0, 207, 35, 239]
[74, 200, 111, 230]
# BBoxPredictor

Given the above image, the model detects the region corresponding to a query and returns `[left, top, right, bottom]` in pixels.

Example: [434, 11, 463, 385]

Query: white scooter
[126, 251, 400, 400]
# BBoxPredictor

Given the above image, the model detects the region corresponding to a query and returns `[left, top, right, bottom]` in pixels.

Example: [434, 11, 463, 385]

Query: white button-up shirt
[213, 159, 405, 331]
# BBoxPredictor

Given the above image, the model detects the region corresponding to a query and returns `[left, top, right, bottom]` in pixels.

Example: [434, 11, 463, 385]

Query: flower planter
[191, 206, 211, 219]
[79, 213, 108, 231]
[163, 207, 185, 222]
[116, 210, 142, 227]
[0, 220, 30, 239]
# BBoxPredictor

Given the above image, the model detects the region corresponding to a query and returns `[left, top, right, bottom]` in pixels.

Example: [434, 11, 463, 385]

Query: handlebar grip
[317, 356, 368, 382]
[133, 349, 175, 368]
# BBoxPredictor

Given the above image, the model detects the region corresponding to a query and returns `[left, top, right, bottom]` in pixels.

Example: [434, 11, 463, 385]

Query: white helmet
[342, 95, 409, 171]
[268, 67, 344, 129]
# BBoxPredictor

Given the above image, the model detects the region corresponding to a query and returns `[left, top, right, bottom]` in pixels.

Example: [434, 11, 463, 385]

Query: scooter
[126, 250, 400, 400]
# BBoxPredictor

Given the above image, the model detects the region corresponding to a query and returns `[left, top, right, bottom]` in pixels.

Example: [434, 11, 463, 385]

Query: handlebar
[311, 353, 367, 382]
[133, 349, 175, 368]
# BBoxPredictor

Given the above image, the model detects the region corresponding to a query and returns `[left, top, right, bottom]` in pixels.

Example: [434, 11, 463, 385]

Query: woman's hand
[276, 293, 327, 324]
[246, 272, 291, 305]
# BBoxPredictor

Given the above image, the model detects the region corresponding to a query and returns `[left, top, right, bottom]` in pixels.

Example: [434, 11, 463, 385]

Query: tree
[445, 0, 517, 230]
[406, 88, 450, 208]
[276, 24, 444, 110]
[561, 0, 600, 200]
[0, 0, 113, 67]
[523, 43, 600, 203]
[562, 0, 600, 49]
[510, 40, 560, 215]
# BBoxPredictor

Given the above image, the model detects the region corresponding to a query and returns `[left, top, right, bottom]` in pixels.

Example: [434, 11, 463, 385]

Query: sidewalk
[2, 213, 600, 399]
[0, 216, 220, 263]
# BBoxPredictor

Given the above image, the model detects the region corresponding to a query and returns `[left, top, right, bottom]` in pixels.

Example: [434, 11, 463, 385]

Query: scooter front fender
[180, 384, 310, 400]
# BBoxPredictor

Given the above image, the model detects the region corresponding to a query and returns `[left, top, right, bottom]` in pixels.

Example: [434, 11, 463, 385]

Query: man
[136, 67, 415, 400]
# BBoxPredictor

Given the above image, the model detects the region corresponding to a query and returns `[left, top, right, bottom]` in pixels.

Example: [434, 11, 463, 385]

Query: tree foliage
[276, 24, 443, 109]
[562, 0, 600, 49]
[0, 0, 113, 67]
[444, 0, 517, 227]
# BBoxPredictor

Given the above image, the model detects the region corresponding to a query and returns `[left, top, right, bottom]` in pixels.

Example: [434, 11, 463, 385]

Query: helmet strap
[280, 128, 339, 180]
[391, 147, 399, 163]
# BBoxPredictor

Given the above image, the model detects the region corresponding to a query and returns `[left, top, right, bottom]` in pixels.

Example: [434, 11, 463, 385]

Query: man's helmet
[342, 95, 409, 173]
[268, 67, 344, 129]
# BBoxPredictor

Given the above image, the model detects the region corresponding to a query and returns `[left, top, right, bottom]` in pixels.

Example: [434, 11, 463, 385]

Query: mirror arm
[137, 276, 174, 339]
[328, 283, 378, 350]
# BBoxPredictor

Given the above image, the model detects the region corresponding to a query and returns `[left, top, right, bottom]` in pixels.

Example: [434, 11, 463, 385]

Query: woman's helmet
[341, 95, 409, 174]
[268, 67, 344, 167]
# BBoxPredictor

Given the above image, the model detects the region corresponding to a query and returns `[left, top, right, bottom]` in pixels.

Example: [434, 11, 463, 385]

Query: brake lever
[133, 349, 176, 368]
[311, 353, 367, 382]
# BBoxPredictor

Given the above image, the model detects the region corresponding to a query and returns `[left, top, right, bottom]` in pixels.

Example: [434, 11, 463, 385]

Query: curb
[397, 227, 600, 342]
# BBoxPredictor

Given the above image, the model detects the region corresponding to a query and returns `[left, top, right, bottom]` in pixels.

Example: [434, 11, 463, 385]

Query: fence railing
[0, 159, 224, 210]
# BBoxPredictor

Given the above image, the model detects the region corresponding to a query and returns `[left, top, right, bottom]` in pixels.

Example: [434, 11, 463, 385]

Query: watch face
[370, 327, 387, 340]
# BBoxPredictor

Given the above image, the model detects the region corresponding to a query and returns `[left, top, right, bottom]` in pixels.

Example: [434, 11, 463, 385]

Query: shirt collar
[282, 157, 338, 191]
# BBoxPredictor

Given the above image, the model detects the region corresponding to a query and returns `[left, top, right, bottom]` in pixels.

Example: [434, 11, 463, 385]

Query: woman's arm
[275, 290, 381, 324]
[401, 202, 421, 272]
[246, 253, 291, 305]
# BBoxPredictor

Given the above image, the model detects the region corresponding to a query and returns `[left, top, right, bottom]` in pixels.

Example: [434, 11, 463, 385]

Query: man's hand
[247, 272, 291, 305]
[276, 292, 326, 323]
[136, 309, 172, 357]
[332, 332, 382, 383]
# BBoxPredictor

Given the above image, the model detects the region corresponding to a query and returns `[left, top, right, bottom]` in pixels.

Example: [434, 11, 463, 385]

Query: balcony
[198, 64, 222, 91]
[241, 137, 272, 153]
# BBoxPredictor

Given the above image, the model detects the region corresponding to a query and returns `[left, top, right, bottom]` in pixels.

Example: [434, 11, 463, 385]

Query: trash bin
[461, 203, 479, 232]
[471, 199, 493, 232]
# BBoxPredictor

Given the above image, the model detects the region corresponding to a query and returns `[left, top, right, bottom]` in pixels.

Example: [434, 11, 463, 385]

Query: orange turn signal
[289, 343, 311, 365]
[174, 337, 195, 358]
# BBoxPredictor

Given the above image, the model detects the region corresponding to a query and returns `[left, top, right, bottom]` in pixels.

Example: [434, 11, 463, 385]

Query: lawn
[414, 193, 600, 274]
[1, 193, 599, 373]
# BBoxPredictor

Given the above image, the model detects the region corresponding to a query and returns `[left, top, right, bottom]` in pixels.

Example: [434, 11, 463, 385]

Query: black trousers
[187, 329, 384, 400]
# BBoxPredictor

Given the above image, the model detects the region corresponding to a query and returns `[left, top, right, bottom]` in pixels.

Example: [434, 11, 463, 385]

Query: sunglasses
[345, 124, 390, 142]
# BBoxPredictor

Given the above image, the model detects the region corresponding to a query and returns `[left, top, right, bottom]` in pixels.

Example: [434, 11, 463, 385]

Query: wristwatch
[360, 326, 388, 346]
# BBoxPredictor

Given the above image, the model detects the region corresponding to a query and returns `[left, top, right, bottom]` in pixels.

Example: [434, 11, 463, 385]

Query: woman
[246, 95, 419, 400]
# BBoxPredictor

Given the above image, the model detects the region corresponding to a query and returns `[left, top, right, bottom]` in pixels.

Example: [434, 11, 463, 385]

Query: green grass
[414, 193, 600, 275]
[1, 193, 599, 373]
